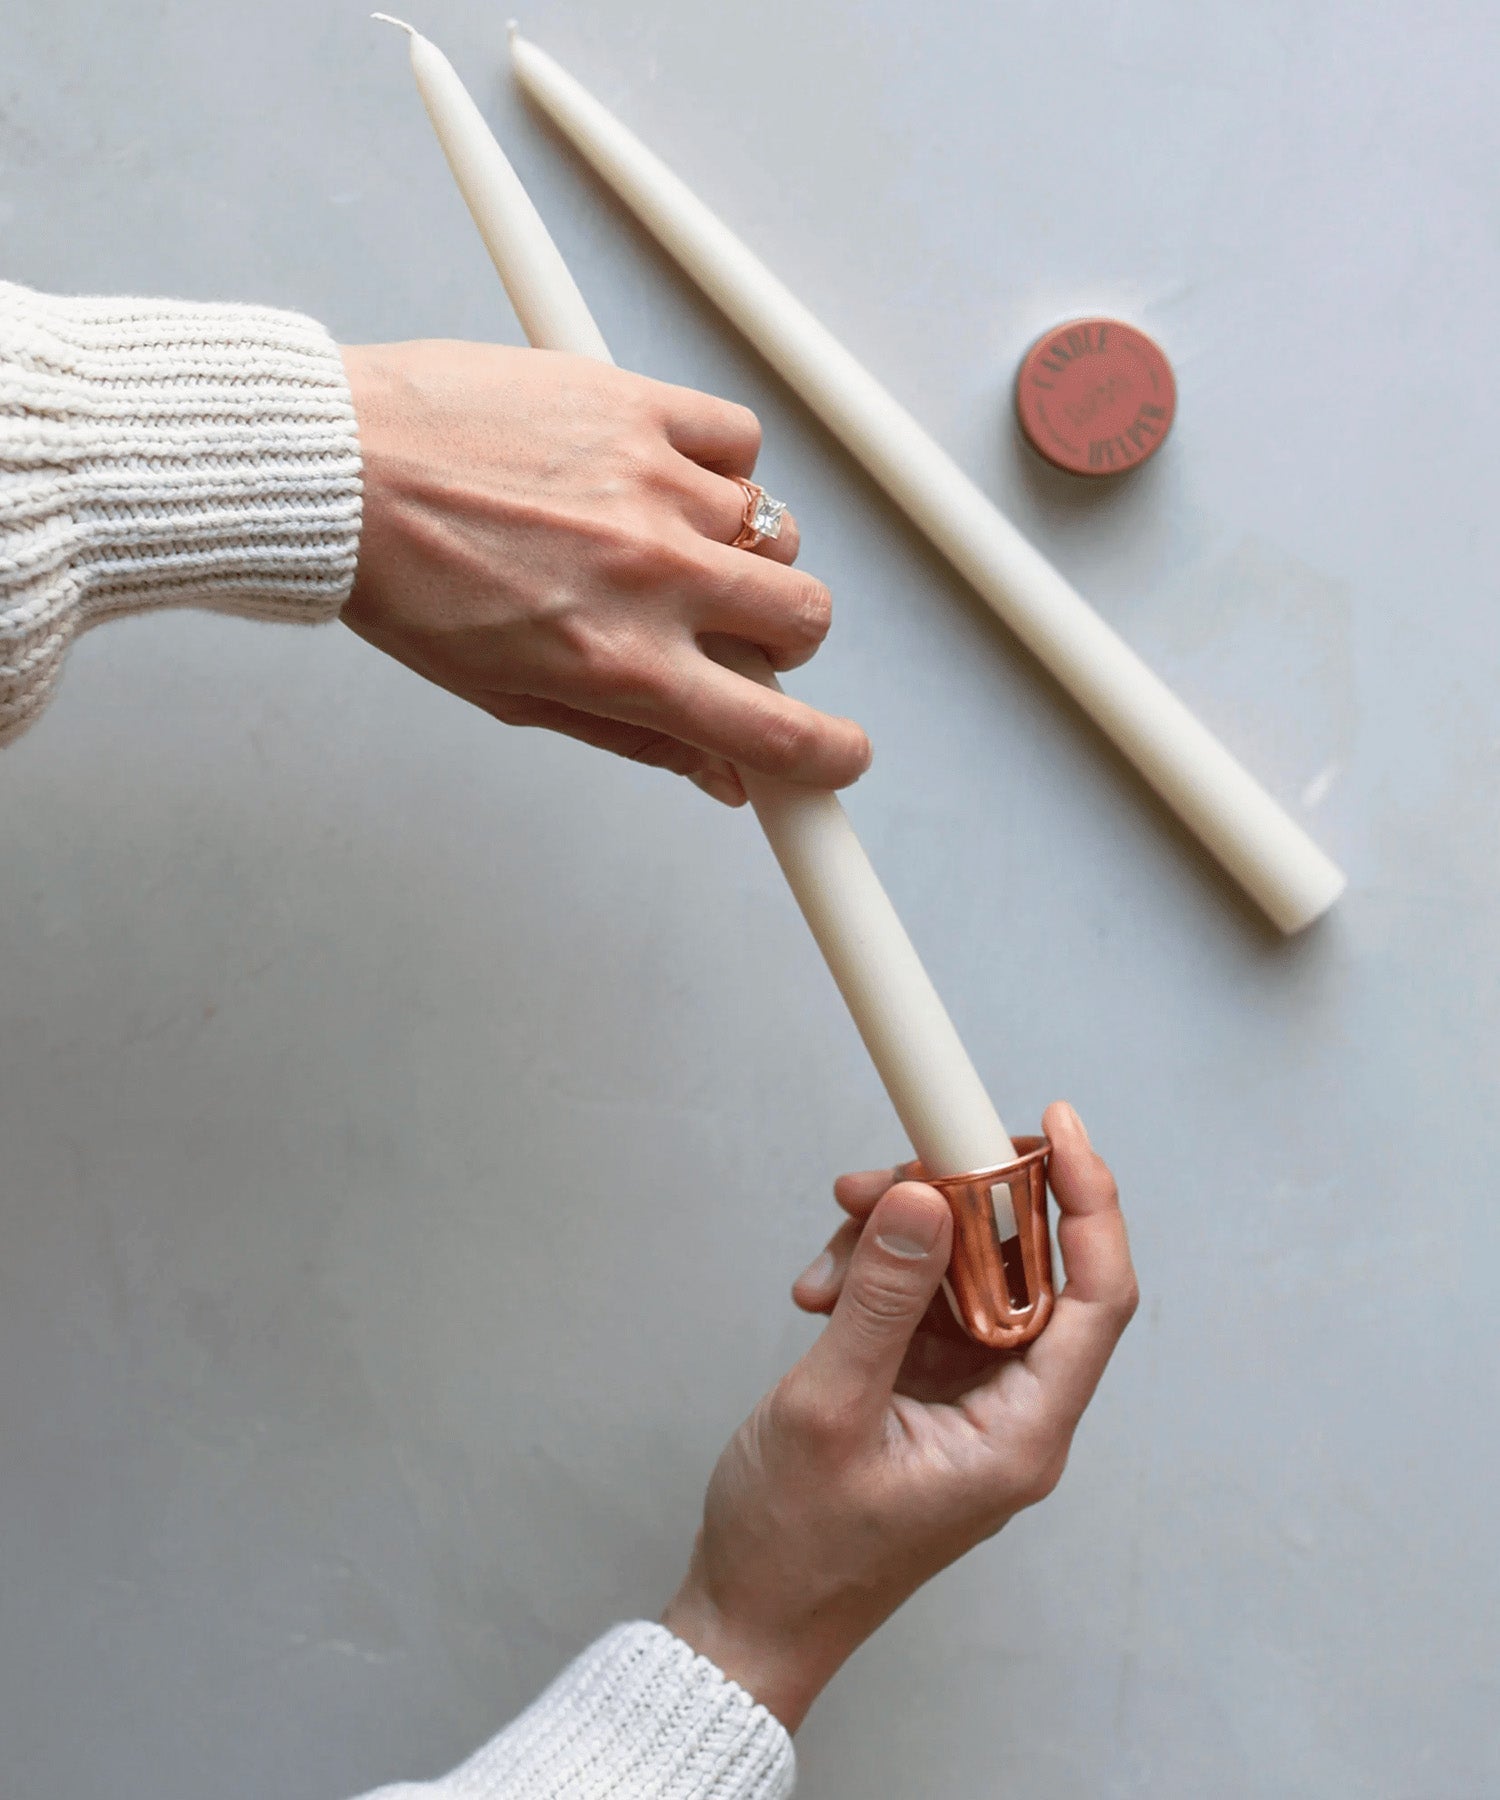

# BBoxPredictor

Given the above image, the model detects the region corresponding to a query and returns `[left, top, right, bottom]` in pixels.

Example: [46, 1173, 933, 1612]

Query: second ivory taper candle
[378, 18, 1021, 1203]
[508, 30, 1346, 937]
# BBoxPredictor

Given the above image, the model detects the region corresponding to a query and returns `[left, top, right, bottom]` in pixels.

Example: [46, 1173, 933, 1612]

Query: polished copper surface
[924, 1137, 1055, 1350]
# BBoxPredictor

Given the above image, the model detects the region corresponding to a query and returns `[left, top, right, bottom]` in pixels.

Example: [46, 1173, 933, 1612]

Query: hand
[661, 1102, 1137, 1730]
[339, 341, 871, 802]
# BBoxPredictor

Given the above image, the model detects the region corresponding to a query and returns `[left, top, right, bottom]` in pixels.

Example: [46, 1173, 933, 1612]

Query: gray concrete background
[2, 2, 1496, 1795]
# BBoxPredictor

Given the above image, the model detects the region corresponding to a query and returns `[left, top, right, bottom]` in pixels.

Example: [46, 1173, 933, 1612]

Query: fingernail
[797, 1250, 836, 1290]
[1063, 1103, 1091, 1148]
[875, 1187, 945, 1259]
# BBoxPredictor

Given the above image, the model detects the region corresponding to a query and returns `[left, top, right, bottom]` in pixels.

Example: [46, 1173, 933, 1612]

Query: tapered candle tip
[371, 12, 416, 36]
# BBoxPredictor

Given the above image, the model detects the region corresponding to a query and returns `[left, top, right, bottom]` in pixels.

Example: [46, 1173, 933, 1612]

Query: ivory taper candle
[508, 29, 1347, 937]
[377, 17, 1019, 1194]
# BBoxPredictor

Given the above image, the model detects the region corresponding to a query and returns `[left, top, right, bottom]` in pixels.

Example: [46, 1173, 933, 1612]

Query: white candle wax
[380, 18, 1019, 1194]
[508, 31, 1347, 938]
[714, 639, 1018, 1179]
[374, 16, 609, 360]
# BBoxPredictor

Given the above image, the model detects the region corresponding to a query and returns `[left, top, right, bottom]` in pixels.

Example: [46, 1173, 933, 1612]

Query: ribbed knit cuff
[0, 279, 362, 741]
[400, 1622, 796, 1800]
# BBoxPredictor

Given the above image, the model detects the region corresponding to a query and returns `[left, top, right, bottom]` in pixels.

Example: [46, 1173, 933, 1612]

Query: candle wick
[371, 12, 417, 36]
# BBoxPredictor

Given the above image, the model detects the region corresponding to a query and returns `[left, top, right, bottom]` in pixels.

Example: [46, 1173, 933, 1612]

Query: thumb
[801, 1182, 952, 1421]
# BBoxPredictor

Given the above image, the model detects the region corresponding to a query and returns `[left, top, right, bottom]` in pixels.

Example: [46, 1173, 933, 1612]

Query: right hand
[662, 1102, 1137, 1731]
[339, 341, 871, 804]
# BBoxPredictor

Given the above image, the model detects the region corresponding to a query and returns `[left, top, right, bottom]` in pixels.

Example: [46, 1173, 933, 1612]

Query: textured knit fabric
[0, 279, 362, 744]
[357, 1623, 795, 1800]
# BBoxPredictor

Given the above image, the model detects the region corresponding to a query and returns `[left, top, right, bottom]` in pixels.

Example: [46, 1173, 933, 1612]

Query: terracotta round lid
[1014, 318, 1176, 477]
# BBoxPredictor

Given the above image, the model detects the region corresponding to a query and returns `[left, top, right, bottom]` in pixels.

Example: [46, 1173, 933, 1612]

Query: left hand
[661, 1102, 1137, 1731]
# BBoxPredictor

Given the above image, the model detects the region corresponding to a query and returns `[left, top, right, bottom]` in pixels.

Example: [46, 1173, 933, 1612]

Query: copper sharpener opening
[922, 1137, 1054, 1351]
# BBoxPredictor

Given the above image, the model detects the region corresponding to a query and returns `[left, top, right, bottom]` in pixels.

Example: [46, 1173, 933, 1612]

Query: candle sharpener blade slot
[924, 1138, 1054, 1350]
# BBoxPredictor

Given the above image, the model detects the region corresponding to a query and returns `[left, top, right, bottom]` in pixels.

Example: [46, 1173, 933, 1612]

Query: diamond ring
[729, 478, 788, 551]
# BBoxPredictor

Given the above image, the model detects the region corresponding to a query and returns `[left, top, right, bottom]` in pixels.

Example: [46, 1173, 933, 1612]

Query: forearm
[353, 1623, 794, 1800]
[0, 278, 362, 743]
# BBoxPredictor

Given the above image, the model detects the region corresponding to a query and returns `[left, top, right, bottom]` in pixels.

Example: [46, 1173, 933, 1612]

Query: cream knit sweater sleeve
[0, 278, 362, 742]
[359, 1623, 795, 1800]
[1, 282, 796, 1800]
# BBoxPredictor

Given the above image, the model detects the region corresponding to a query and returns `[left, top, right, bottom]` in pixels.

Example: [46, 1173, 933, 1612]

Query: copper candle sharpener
[922, 1137, 1054, 1350]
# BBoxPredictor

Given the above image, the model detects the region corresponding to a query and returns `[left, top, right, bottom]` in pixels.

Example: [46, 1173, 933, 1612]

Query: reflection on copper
[923, 1137, 1054, 1350]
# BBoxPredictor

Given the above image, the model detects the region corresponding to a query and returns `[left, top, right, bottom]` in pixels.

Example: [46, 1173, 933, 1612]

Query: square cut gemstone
[751, 493, 786, 539]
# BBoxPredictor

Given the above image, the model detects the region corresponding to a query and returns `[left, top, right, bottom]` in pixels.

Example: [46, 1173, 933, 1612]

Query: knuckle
[723, 400, 762, 453]
[787, 572, 832, 644]
[485, 694, 531, 727]
[1021, 1448, 1070, 1507]
[608, 648, 671, 712]
[639, 445, 691, 501]
[598, 522, 665, 592]
[662, 533, 708, 584]
[1112, 1276, 1142, 1330]
[1004, 1396, 1063, 1482]
[771, 1374, 854, 1448]
[565, 625, 658, 707]
[752, 704, 813, 772]
[620, 727, 678, 769]
[768, 1378, 819, 1438]
[848, 1266, 921, 1328]
[608, 365, 663, 419]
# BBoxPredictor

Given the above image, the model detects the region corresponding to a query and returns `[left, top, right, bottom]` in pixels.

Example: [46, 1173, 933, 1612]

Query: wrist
[661, 1571, 851, 1734]
[338, 342, 385, 448]
[337, 344, 404, 627]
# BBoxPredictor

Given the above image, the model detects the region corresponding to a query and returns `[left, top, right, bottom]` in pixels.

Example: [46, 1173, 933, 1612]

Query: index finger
[658, 382, 762, 477]
[1016, 1102, 1138, 1423]
[833, 1161, 921, 1220]
[667, 652, 872, 789]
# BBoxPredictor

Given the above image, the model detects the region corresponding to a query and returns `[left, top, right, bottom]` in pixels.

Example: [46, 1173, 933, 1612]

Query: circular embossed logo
[1014, 318, 1176, 477]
